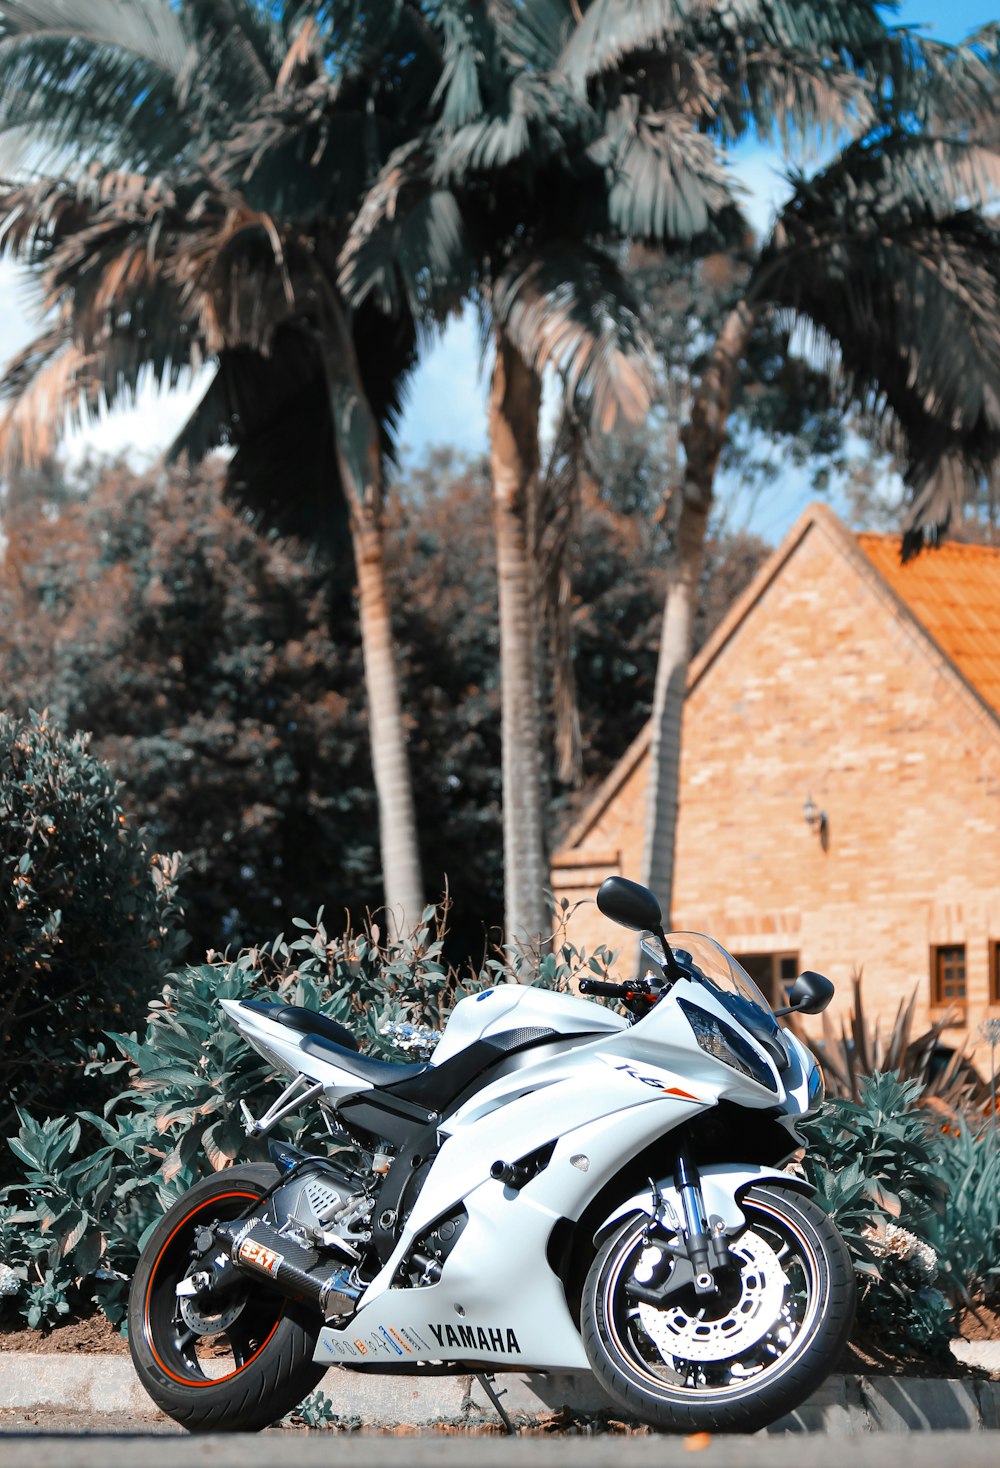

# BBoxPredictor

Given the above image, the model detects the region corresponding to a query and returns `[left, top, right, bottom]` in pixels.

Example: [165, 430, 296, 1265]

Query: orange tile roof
[857, 533, 1000, 718]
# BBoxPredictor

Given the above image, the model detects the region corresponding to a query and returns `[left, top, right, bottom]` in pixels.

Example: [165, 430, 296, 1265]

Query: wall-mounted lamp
[803, 793, 828, 842]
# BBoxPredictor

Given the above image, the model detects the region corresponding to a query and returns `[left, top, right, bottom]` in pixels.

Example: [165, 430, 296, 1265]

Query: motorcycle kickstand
[475, 1372, 516, 1435]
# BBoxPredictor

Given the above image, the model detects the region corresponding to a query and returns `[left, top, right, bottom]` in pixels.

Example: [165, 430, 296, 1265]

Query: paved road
[0, 1426, 998, 1468]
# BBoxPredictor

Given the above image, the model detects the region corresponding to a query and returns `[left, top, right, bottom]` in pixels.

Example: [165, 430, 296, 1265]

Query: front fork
[674, 1144, 731, 1294]
[632, 1142, 731, 1304]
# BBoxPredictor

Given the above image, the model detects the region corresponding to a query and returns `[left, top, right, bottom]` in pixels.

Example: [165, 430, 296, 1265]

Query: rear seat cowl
[238, 998, 361, 1053]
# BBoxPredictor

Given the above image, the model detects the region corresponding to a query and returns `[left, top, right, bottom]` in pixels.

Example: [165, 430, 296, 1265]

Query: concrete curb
[1, 1354, 999, 1432]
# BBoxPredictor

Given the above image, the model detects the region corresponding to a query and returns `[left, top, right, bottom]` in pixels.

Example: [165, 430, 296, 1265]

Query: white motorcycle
[128, 877, 854, 1434]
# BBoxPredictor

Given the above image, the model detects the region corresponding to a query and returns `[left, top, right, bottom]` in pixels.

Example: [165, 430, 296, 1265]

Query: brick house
[552, 504, 1000, 1058]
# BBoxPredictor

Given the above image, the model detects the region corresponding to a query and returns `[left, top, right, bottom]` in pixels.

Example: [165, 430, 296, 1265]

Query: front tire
[581, 1184, 855, 1434]
[128, 1163, 327, 1432]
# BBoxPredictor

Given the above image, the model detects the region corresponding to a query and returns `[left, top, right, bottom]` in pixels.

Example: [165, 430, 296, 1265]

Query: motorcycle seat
[304, 1025, 571, 1106]
[300, 1031, 430, 1085]
[237, 999, 361, 1053]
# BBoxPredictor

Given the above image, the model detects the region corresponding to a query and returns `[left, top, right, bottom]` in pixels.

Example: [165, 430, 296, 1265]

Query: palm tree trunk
[319, 308, 423, 939]
[489, 333, 549, 958]
[641, 301, 757, 919]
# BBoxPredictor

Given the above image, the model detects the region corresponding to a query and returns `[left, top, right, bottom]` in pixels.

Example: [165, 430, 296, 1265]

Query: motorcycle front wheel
[128, 1163, 327, 1433]
[581, 1183, 855, 1434]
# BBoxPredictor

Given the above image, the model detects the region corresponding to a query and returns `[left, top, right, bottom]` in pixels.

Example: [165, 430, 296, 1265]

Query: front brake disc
[636, 1228, 787, 1364]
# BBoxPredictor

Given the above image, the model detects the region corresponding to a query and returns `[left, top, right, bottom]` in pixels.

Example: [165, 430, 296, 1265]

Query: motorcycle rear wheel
[581, 1183, 855, 1434]
[128, 1163, 327, 1433]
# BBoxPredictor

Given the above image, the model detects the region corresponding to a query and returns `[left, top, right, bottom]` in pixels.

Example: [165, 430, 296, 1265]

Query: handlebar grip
[579, 978, 628, 997]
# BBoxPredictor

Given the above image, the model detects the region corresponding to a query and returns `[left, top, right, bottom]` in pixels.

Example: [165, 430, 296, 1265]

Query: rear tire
[128, 1163, 327, 1432]
[581, 1184, 855, 1434]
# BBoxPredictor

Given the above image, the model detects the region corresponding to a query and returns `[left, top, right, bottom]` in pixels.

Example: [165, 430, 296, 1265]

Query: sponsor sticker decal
[378, 1326, 404, 1357]
[607, 1058, 700, 1101]
[237, 1237, 283, 1277]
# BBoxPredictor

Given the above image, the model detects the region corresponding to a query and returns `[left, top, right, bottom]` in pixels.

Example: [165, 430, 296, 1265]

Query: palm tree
[0, 0, 451, 937]
[563, 4, 1000, 921]
[340, 0, 740, 949]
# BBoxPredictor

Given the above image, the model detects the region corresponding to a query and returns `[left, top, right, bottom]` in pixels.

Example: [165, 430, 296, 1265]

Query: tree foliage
[0, 452, 766, 967]
[0, 709, 183, 1140]
[1, 459, 377, 952]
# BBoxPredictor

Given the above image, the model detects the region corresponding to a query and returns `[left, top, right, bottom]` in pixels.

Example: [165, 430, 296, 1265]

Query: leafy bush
[923, 1118, 1000, 1309]
[0, 710, 183, 1140]
[801, 1071, 999, 1359]
[0, 908, 608, 1329]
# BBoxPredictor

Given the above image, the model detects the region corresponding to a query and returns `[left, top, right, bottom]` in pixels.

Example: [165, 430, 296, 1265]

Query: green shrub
[802, 1072, 955, 1358]
[924, 1118, 1000, 1309]
[0, 711, 184, 1139]
[0, 908, 610, 1329]
[800, 1071, 1000, 1358]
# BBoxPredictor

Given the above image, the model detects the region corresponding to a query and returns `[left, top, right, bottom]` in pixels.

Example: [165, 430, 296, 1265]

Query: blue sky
[0, 0, 997, 532]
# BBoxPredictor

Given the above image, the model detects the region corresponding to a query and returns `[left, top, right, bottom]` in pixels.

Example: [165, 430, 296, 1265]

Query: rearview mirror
[774, 970, 834, 1018]
[596, 876, 663, 934]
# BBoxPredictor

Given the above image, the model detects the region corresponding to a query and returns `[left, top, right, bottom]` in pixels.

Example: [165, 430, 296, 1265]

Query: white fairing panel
[430, 985, 626, 1065]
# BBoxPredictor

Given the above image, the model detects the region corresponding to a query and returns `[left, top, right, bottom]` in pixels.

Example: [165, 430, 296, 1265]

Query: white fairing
[219, 940, 826, 1374]
[219, 983, 626, 1101]
[430, 984, 627, 1064]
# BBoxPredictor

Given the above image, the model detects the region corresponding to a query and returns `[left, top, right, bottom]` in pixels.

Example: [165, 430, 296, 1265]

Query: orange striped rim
[144, 1189, 283, 1388]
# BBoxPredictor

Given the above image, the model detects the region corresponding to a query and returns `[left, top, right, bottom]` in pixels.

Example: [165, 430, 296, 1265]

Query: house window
[738, 953, 800, 1006]
[990, 942, 1000, 1006]
[931, 944, 966, 1013]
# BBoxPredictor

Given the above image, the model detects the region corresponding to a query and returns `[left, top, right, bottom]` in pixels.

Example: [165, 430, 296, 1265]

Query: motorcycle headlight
[677, 998, 777, 1092]
[807, 1060, 825, 1111]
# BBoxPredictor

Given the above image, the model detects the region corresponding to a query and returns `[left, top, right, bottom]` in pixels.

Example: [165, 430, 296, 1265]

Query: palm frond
[169, 328, 352, 551]
[0, 40, 187, 174]
[589, 96, 735, 240]
[875, 29, 1000, 134]
[492, 245, 654, 432]
[492, 0, 574, 72]
[168, 203, 306, 356]
[798, 133, 998, 230]
[716, 45, 875, 145]
[0, 1, 189, 72]
[0, 327, 96, 470]
[0, 1, 293, 178]
[0, 0, 192, 173]
[756, 170, 1000, 544]
[172, 293, 418, 551]
[899, 450, 982, 555]
[766, 220, 1000, 435]
[430, 2, 490, 129]
[562, 0, 891, 89]
[0, 170, 177, 267]
[0, 166, 304, 370]
[180, 0, 283, 95]
[428, 61, 596, 187]
[560, 0, 690, 87]
[338, 142, 474, 323]
[438, 110, 528, 178]
[211, 103, 371, 224]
